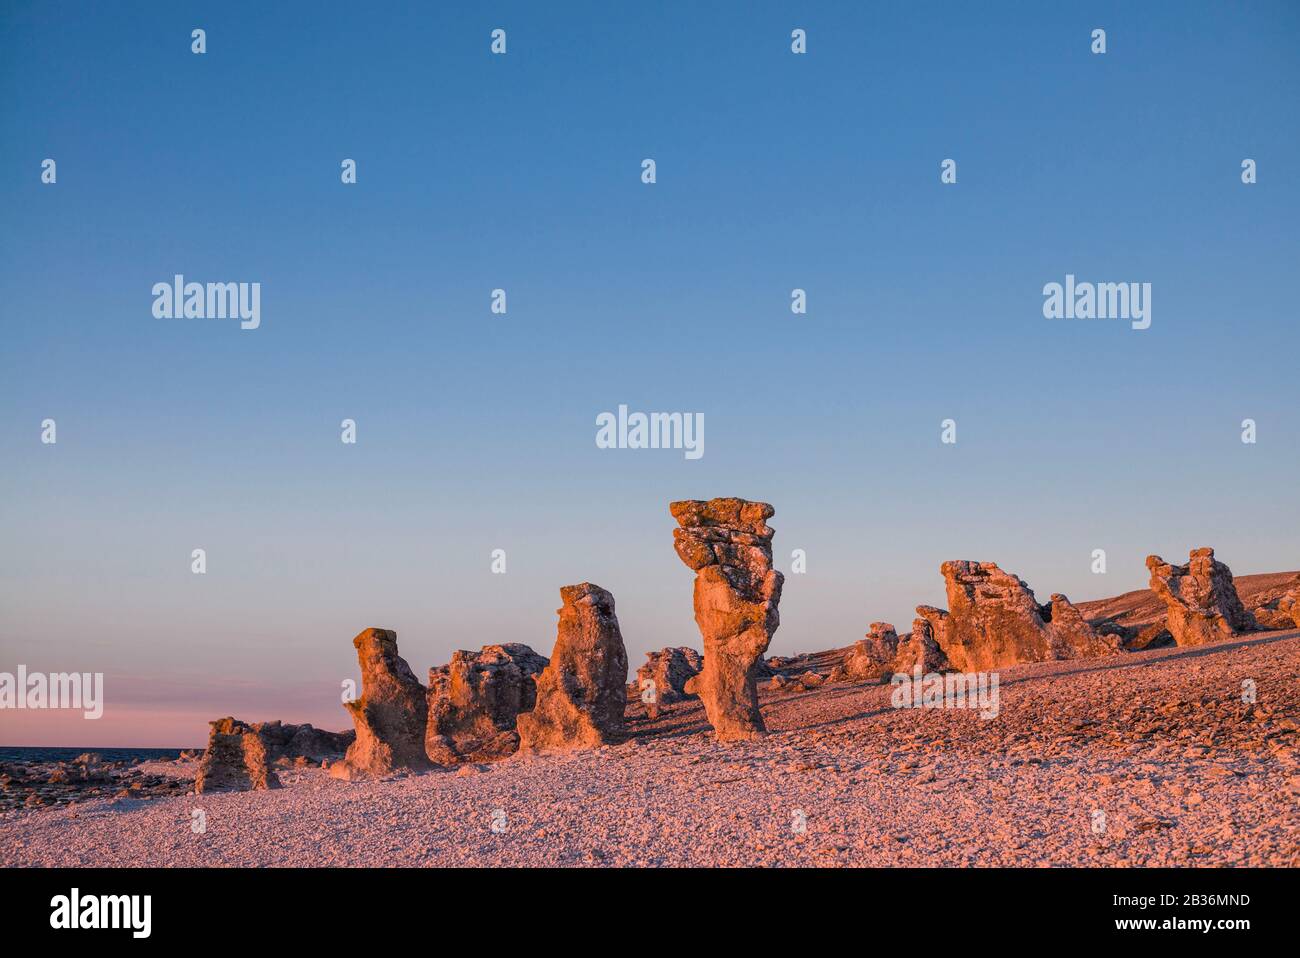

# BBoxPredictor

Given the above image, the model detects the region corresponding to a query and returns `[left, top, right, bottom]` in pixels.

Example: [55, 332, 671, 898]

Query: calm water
[0, 746, 187, 765]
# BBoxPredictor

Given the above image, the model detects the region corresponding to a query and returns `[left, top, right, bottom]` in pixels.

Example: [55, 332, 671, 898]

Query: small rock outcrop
[1129, 621, 1176, 650]
[1091, 618, 1175, 651]
[195, 717, 281, 793]
[636, 647, 703, 706]
[517, 583, 629, 753]
[1278, 590, 1300, 628]
[195, 718, 354, 792]
[332, 628, 432, 780]
[896, 618, 949, 673]
[257, 721, 354, 764]
[840, 623, 901, 681]
[835, 619, 950, 683]
[670, 498, 784, 742]
[1255, 606, 1295, 630]
[934, 561, 1115, 671]
[425, 643, 549, 763]
[1146, 549, 1258, 646]
[1254, 587, 1300, 630]
[768, 671, 824, 692]
[797, 670, 825, 689]
[909, 605, 951, 649]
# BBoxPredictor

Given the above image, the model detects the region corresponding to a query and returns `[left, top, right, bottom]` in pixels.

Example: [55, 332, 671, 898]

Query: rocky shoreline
[0, 752, 196, 812]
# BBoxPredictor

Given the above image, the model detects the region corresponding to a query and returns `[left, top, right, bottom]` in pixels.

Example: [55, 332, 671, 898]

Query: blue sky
[2, 1, 1298, 745]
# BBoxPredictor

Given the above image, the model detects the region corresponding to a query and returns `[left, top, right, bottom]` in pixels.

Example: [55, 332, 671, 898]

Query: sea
[0, 746, 188, 765]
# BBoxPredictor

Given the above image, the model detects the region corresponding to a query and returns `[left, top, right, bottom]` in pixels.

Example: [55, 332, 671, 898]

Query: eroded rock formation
[1099, 618, 1176, 651]
[1255, 586, 1300, 630]
[332, 628, 432, 780]
[839, 623, 901, 681]
[1146, 549, 1257, 646]
[834, 618, 950, 683]
[425, 643, 549, 763]
[517, 583, 628, 753]
[768, 671, 824, 692]
[195, 718, 356, 793]
[670, 498, 784, 741]
[1131, 622, 1176, 650]
[256, 720, 354, 765]
[636, 647, 703, 706]
[1255, 606, 1295, 630]
[914, 605, 949, 651]
[1279, 590, 1300, 628]
[797, 670, 825, 689]
[195, 717, 281, 793]
[896, 618, 949, 673]
[933, 561, 1115, 671]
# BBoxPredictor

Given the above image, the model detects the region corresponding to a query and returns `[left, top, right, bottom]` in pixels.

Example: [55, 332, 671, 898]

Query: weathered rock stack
[907, 608, 951, 671]
[836, 623, 901, 682]
[517, 583, 629, 753]
[832, 618, 950, 683]
[934, 561, 1115, 671]
[332, 628, 432, 780]
[1146, 548, 1257, 646]
[426, 643, 548, 763]
[195, 717, 280, 793]
[636, 647, 703, 705]
[896, 624, 948, 673]
[913, 605, 949, 649]
[195, 718, 355, 793]
[670, 498, 784, 741]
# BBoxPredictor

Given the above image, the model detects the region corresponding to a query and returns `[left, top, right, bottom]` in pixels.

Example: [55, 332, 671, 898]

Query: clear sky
[2, 1, 1297, 747]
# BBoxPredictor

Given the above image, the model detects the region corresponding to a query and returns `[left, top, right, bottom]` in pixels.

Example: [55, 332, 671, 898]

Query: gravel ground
[3, 630, 1297, 867]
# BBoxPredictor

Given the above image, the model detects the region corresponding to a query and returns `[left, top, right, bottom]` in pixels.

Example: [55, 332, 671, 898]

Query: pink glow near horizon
[0, 685, 349, 749]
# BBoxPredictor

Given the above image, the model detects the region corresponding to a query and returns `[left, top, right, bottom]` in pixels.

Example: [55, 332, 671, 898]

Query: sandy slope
[2, 630, 1297, 867]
